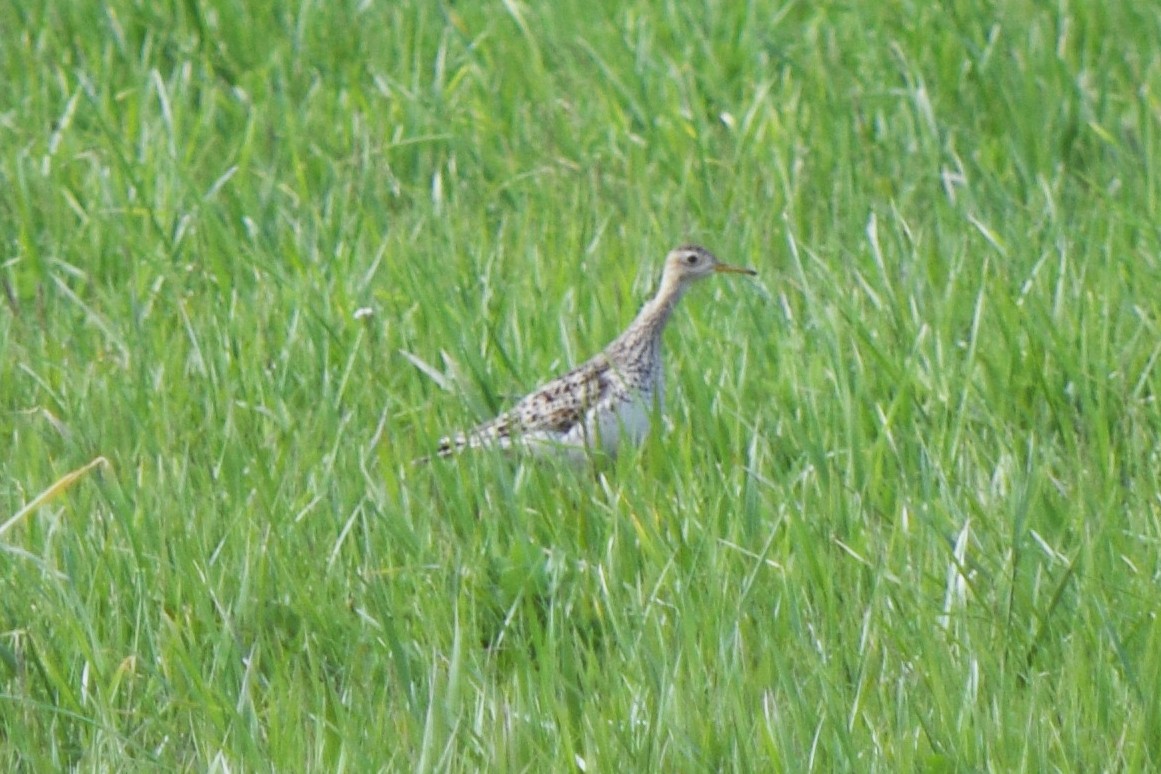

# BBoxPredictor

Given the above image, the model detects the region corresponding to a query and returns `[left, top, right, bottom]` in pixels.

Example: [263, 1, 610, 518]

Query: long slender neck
[610, 273, 685, 354]
[635, 276, 685, 334]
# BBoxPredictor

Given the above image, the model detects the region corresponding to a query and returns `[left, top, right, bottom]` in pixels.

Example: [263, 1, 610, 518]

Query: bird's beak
[714, 262, 758, 276]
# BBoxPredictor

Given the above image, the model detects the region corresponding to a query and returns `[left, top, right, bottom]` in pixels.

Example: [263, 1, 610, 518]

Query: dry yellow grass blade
[0, 456, 110, 538]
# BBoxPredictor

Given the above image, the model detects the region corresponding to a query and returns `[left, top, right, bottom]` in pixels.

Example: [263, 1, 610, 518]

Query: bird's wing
[437, 355, 615, 456]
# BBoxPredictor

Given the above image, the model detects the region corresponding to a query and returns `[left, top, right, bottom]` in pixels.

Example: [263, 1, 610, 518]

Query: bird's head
[661, 244, 757, 289]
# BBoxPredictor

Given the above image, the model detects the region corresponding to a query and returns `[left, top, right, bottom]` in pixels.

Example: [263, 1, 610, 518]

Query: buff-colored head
[660, 244, 757, 290]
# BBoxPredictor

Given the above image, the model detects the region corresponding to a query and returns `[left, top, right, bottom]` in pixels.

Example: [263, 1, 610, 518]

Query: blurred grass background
[3, 0, 1160, 769]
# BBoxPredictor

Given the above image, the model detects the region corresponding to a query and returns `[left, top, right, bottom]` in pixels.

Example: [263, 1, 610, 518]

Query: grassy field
[3, 0, 1161, 770]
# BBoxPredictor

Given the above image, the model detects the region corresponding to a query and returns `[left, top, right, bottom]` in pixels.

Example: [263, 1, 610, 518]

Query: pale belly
[593, 396, 651, 453]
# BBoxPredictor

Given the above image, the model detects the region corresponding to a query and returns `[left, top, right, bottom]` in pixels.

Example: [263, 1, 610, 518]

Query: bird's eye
[685, 253, 698, 265]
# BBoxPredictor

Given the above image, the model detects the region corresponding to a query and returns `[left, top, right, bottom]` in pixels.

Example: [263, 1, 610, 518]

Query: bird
[431, 244, 756, 463]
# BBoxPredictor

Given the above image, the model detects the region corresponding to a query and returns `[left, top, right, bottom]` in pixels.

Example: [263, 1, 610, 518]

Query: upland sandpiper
[433, 244, 756, 463]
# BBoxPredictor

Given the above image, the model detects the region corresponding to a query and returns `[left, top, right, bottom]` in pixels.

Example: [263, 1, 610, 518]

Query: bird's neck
[615, 277, 685, 351]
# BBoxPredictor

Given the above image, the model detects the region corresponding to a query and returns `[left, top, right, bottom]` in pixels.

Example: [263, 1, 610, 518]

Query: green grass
[3, 0, 1161, 769]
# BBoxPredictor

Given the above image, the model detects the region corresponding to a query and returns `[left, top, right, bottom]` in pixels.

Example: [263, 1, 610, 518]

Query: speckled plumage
[434, 245, 756, 462]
